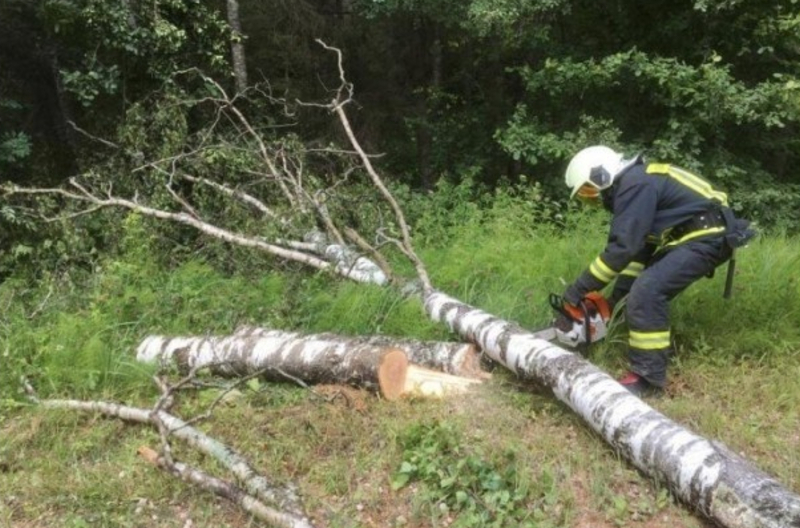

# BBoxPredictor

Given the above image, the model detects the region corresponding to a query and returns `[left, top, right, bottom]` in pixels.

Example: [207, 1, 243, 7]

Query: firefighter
[562, 146, 754, 396]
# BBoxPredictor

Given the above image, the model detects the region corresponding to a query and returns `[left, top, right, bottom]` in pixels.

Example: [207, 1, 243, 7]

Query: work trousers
[625, 237, 731, 387]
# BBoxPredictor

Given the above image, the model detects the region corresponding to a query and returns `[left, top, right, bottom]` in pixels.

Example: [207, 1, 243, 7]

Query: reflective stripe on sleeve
[629, 330, 671, 350]
[620, 261, 645, 277]
[589, 256, 617, 283]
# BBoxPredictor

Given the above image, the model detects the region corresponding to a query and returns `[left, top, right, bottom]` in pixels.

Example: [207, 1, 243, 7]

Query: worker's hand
[563, 283, 584, 307]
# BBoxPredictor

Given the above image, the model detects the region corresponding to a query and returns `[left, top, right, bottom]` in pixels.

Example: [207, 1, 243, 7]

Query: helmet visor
[576, 182, 600, 201]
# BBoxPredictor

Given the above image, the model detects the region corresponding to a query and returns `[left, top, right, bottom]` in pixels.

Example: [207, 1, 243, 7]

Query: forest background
[1, 1, 800, 527]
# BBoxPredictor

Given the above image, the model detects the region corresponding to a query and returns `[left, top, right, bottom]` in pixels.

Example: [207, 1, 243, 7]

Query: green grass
[1, 197, 799, 527]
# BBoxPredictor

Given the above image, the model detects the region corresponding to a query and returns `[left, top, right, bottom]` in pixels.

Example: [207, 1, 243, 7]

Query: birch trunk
[136, 331, 483, 399]
[298, 231, 389, 286]
[424, 291, 800, 528]
[226, 0, 248, 93]
[137, 329, 484, 380]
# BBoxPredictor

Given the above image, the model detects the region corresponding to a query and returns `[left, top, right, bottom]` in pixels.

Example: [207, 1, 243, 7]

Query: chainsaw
[532, 292, 612, 349]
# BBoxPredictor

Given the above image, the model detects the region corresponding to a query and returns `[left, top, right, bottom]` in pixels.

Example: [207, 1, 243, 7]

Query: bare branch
[138, 446, 307, 528]
[68, 120, 120, 150]
[179, 173, 280, 220]
[196, 72, 298, 208]
[37, 396, 312, 523]
[313, 40, 433, 293]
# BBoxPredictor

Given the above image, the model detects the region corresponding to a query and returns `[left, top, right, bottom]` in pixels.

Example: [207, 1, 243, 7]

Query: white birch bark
[136, 330, 483, 381]
[226, 0, 248, 94]
[300, 230, 389, 286]
[424, 291, 800, 528]
[323, 243, 388, 286]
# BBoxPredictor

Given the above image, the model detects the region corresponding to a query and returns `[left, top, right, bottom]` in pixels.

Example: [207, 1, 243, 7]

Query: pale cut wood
[403, 365, 482, 398]
[424, 290, 800, 528]
[377, 348, 408, 400]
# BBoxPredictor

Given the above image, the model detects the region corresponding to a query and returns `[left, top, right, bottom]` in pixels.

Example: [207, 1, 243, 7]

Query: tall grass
[2, 184, 799, 403]
[2, 184, 799, 528]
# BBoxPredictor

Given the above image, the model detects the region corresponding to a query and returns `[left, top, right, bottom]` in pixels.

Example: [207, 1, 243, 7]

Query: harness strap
[664, 208, 726, 247]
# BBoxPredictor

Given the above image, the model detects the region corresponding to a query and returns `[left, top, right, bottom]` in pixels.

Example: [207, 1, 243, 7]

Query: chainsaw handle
[582, 292, 612, 322]
[548, 293, 570, 318]
[549, 293, 591, 322]
[546, 292, 612, 349]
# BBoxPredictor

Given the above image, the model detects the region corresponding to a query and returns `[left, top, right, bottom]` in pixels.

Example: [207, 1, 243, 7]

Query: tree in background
[2, 0, 800, 276]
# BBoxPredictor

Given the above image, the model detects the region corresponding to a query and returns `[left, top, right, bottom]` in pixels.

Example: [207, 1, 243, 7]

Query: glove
[563, 282, 586, 307]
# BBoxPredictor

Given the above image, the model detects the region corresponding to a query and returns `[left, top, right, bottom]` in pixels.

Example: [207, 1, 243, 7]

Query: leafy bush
[391, 421, 549, 528]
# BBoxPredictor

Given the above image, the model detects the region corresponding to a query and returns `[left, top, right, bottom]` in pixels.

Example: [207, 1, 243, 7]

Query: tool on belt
[532, 292, 612, 348]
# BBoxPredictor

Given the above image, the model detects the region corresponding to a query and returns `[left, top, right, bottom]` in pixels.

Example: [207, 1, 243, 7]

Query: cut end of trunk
[377, 348, 410, 401]
[403, 364, 483, 398]
[457, 344, 492, 380]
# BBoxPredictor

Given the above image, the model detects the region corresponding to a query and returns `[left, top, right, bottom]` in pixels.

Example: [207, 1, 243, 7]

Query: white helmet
[565, 146, 624, 199]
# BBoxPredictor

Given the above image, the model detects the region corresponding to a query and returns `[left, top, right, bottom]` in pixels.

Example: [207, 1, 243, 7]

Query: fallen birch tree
[424, 292, 800, 528]
[138, 328, 485, 377]
[314, 44, 800, 527]
[136, 330, 484, 399]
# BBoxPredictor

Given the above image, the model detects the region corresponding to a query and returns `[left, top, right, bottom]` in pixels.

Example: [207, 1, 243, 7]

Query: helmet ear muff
[589, 165, 612, 190]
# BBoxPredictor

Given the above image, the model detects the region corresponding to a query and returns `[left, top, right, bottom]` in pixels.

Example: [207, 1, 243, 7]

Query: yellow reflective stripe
[646, 164, 729, 206]
[589, 256, 617, 283]
[629, 330, 671, 350]
[620, 261, 644, 277]
[647, 163, 670, 173]
[663, 226, 726, 248]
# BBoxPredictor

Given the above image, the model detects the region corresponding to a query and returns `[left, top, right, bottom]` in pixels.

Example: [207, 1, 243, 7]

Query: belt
[667, 208, 726, 242]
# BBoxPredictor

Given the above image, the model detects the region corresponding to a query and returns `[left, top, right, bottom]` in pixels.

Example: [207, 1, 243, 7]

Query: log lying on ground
[136, 331, 483, 399]
[424, 291, 800, 528]
[229, 326, 486, 378]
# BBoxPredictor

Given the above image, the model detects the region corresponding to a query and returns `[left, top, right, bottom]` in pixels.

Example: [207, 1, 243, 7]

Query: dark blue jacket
[564, 158, 731, 305]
